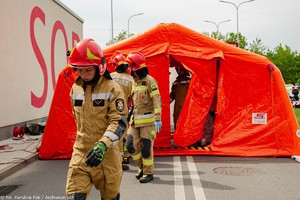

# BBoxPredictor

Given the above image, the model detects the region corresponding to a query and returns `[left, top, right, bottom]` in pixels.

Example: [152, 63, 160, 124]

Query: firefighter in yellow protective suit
[66, 39, 128, 200]
[169, 56, 191, 130]
[110, 54, 134, 171]
[125, 52, 162, 183]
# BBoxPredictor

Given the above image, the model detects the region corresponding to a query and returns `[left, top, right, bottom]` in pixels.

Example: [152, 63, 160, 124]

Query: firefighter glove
[86, 142, 107, 167]
[154, 120, 162, 132]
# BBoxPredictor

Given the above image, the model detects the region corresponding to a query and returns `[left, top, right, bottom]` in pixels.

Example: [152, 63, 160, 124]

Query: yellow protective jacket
[70, 76, 128, 152]
[110, 72, 134, 104]
[131, 75, 162, 128]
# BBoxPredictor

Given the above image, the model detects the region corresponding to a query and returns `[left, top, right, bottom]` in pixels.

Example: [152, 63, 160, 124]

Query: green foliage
[205, 32, 248, 49]
[248, 37, 268, 55]
[105, 30, 132, 46]
[265, 44, 300, 84]
[209, 31, 227, 41]
[225, 33, 248, 50]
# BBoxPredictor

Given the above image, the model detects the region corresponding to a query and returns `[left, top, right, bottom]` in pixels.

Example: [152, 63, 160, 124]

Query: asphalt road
[1, 156, 300, 200]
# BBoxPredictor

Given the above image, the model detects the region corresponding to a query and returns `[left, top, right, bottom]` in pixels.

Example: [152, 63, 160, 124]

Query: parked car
[286, 84, 300, 107]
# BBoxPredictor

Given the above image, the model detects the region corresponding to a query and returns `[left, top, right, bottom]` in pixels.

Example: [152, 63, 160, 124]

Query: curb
[0, 152, 39, 181]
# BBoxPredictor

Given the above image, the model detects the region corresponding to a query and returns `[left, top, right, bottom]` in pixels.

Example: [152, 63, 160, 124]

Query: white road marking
[186, 156, 206, 200]
[174, 156, 206, 200]
[174, 156, 186, 200]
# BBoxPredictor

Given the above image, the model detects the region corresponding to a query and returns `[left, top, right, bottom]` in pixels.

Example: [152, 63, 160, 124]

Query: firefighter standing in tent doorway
[125, 52, 162, 183]
[169, 56, 191, 130]
[110, 54, 134, 171]
[66, 38, 128, 200]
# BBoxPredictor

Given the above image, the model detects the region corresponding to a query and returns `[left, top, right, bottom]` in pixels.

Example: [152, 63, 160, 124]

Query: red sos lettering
[30, 6, 80, 108]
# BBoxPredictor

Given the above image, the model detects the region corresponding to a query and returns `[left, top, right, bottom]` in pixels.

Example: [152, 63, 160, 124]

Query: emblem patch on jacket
[116, 99, 125, 112]
[93, 99, 104, 107]
[151, 84, 158, 91]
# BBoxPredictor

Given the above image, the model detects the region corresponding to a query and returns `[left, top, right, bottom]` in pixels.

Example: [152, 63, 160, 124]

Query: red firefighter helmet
[126, 52, 146, 72]
[68, 38, 106, 75]
[112, 54, 127, 69]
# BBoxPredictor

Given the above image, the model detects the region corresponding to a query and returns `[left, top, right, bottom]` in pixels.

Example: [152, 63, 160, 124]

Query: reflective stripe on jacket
[70, 76, 128, 152]
[131, 75, 162, 127]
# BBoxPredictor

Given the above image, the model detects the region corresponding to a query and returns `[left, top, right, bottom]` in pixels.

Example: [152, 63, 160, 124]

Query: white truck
[0, 0, 83, 140]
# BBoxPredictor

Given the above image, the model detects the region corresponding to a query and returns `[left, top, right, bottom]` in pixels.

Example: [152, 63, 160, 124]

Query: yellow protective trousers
[127, 124, 156, 175]
[66, 145, 122, 200]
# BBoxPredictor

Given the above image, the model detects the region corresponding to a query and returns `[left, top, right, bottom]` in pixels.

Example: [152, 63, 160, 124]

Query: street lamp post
[219, 0, 254, 43]
[204, 19, 231, 34]
[127, 13, 144, 37]
[111, 0, 114, 42]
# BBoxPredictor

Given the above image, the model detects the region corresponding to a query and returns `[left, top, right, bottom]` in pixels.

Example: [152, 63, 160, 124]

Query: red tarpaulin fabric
[39, 66, 77, 159]
[38, 23, 300, 159]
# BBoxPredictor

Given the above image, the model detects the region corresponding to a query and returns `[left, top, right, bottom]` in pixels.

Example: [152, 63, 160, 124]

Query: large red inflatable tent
[39, 23, 300, 159]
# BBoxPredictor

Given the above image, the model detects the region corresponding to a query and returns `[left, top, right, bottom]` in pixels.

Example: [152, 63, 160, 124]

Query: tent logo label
[252, 113, 267, 124]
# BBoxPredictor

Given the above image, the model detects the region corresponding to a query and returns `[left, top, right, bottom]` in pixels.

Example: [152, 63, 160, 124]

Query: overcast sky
[59, 0, 300, 52]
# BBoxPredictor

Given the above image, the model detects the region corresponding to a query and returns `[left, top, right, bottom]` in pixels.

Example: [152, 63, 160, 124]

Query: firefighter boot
[139, 174, 154, 183]
[122, 163, 129, 171]
[135, 168, 143, 180]
[123, 156, 129, 164]
[123, 146, 130, 164]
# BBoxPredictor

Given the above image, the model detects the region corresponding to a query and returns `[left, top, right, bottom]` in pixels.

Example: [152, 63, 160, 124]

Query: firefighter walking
[125, 52, 162, 183]
[66, 38, 128, 200]
[110, 54, 134, 171]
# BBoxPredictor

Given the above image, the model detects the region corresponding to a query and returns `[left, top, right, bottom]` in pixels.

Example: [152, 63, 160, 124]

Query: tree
[209, 31, 227, 41]
[225, 33, 247, 50]
[105, 30, 130, 46]
[204, 32, 248, 50]
[248, 37, 268, 55]
[265, 44, 300, 83]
